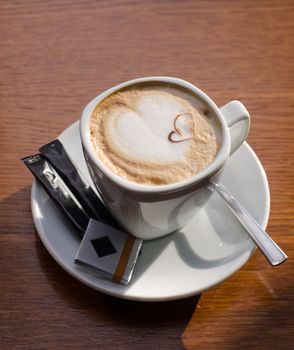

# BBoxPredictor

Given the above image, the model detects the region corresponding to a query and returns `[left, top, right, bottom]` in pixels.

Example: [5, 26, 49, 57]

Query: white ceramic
[31, 122, 270, 302]
[80, 77, 250, 240]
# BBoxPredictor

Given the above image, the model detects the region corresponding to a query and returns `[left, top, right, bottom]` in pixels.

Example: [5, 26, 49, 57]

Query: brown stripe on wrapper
[113, 235, 136, 283]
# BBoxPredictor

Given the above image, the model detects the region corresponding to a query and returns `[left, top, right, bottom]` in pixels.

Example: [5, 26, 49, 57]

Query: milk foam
[108, 95, 188, 163]
[90, 84, 218, 185]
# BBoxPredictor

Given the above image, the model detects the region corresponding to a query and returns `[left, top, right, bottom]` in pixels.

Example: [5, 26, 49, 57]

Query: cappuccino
[89, 83, 219, 185]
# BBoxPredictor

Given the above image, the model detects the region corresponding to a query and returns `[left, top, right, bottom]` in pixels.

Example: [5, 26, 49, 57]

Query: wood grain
[0, 1, 293, 349]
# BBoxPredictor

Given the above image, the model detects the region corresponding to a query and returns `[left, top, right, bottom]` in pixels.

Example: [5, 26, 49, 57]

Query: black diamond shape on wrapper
[90, 237, 117, 258]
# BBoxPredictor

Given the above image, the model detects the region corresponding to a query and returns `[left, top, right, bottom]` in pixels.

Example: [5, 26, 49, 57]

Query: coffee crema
[89, 83, 219, 185]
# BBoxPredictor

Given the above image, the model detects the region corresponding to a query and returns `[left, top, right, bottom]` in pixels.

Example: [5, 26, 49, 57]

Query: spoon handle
[207, 182, 287, 266]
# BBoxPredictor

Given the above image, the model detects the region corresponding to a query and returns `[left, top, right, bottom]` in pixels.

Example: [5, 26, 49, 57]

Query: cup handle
[220, 100, 250, 155]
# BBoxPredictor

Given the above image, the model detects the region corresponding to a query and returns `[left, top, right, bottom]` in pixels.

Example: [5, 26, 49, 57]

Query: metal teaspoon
[206, 182, 288, 266]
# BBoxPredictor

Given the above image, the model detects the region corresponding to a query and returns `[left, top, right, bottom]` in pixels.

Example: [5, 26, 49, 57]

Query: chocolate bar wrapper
[39, 139, 120, 229]
[75, 219, 142, 285]
[22, 154, 89, 238]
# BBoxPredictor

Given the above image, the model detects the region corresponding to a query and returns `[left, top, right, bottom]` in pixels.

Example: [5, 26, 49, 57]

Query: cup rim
[80, 76, 230, 195]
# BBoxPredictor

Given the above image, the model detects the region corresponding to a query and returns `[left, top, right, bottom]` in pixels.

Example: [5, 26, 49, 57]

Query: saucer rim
[31, 122, 270, 302]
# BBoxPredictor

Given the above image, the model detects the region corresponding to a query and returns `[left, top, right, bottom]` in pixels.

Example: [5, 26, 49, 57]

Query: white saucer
[31, 121, 270, 301]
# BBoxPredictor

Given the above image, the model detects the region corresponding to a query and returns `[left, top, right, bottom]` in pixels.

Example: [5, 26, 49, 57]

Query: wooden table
[1, 1, 293, 349]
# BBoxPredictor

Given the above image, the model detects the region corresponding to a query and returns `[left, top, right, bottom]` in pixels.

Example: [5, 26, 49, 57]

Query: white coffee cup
[80, 77, 250, 240]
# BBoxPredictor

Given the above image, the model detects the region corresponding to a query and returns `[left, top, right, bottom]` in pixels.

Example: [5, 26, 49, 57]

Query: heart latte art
[89, 84, 218, 185]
